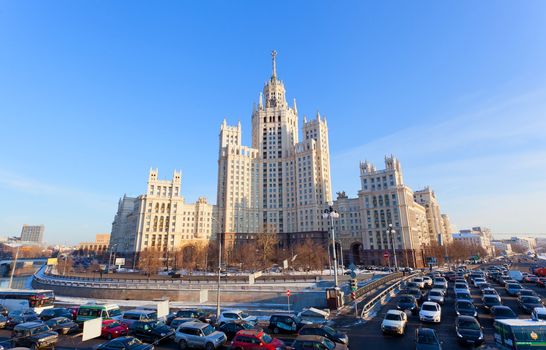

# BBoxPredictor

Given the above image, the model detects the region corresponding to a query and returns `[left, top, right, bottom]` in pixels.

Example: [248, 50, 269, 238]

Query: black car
[98, 336, 154, 350]
[174, 309, 214, 323]
[415, 328, 442, 350]
[6, 313, 41, 329]
[0, 315, 7, 329]
[518, 296, 544, 314]
[455, 316, 484, 346]
[130, 320, 174, 343]
[217, 320, 261, 341]
[268, 314, 310, 334]
[11, 322, 58, 349]
[39, 307, 73, 321]
[491, 306, 517, 320]
[517, 289, 538, 298]
[403, 288, 424, 303]
[169, 317, 199, 330]
[455, 300, 478, 318]
[298, 324, 349, 345]
[397, 295, 419, 315]
[482, 295, 501, 312]
[0, 305, 8, 317]
[45, 316, 79, 335]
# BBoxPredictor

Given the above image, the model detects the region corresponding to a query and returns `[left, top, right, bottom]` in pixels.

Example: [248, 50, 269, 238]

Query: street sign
[351, 292, 356, 300]
[286, 289, 291, 297]
[383, 251, 390, 259]
[350, 271, 357, 279]
[348, 263, 356, 271]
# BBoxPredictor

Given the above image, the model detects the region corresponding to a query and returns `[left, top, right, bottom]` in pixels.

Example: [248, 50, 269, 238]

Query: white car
[532, 307, 546, 321]
[422, 276, 433, 287]
[433, 277, 448, 289]
[217, 310, 256, 325]
[427, 289, 445, 305]
[381, 309, 408, 335]
[454, 283, 470, 295]
[473, 278, 486, 287]
[419, 301, 442, 323]
[412, 277, 425, 289]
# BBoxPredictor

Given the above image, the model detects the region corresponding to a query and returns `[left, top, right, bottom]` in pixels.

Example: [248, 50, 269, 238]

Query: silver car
[175, 321, 226, 350]
[427, 289, 445, 305]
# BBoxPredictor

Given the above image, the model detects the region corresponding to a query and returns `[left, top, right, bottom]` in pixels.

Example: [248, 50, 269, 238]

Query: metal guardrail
[359, 273, 418, 319]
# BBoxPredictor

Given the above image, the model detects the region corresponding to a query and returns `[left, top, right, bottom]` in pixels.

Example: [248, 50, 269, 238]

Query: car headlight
[478, 334, 483, 340]
[161, 333, 166, 337]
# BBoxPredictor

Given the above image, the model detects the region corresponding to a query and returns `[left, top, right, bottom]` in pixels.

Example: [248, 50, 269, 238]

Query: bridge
[0, 258, 47, 276]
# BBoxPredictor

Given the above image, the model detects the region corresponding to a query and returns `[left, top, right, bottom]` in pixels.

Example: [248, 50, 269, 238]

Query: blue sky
[0, 1, 545, 244]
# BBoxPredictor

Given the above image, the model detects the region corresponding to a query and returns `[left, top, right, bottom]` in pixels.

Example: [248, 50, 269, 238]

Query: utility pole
[323, 206, 340, 287]
[8, 244, 20, 289]
[211, 216, 221, 321]
[388, 224, 398, 271]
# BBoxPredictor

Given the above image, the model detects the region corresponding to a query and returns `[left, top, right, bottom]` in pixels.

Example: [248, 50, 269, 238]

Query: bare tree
[255, 225, 279, 269]
[232, 242, 260, 272]
[293, 239, 328, 272]
[137, 248, 162, 279]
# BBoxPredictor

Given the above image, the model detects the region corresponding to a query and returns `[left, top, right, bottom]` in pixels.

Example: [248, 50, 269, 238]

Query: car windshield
[495, 308, 515, 316]
[520, 290, 534, 296]
[202, 324, 215, 336]
[458, 319, 480, 330]
[455, 284, 466, 289]
[261, 333, 273, 343]
[458, 302, 473, 310]
[241, 322, 253, 330]
[109, 308, 122, 317]
[484, 297, 499, 304]
[322, 338, 335, 350]
[239, 312, 250, 319]
[522, 297, 541, 303]
[33, 325, 50, 334]
[536, 313, 546, 321]
[108, 322, 121, 328]
[457, 293, 471, 299]
[430, 291, 441, 296]
[323, 326, 336, 336]
[125, 338, 142, 346]
[417, 331, 437, 344]
[508, 284, 522, 289]
[399, 296, 414, 303]
[178, 311, 194, 317]
[422, 304, 437, 311]
[385, 313, 402, 321]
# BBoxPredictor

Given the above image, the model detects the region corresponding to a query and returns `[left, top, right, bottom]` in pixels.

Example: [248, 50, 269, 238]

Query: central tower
[217, 52, 332, 248]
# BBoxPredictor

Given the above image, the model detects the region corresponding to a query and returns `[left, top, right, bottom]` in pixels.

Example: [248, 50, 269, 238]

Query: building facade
[109, 169, 216, 255]
[414, 187, 452, 245]
[77, 234, 110, 255]
[20, 225, 45, 244]
[216, 52, 332, 251]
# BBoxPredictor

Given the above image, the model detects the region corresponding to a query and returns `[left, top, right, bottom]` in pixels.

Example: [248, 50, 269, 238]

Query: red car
[231, 330, 284, 350]
[101, 319, 129, 340]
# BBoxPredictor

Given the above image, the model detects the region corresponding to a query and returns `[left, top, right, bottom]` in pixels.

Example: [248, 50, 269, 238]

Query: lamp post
[323, 206, 340, 287]
[106, 243, 118, 274]
[211, 216, 221, 321]
[387, 224, 398, 271]
[8, 244, 21, 289]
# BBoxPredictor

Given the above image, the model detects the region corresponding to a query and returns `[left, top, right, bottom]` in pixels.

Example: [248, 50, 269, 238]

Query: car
[481, 287, 500, 299]
[39, 307, 74, 321]
[517, 296, 545, 314]
[455, 316, 484, 346]
[490, 305, 518, 320]
[381, 309, 408, 335]
[455, 300, 478, 318]
[218, 310, 257, 326]
[432, 277, 447, 289]
[170, 317, 201, 330]
[298, 324, 348, 345]
[0, 315, 7, 329]
[217, 320, 261, 341]
[453, 283, 470, 295]
[537, 277, 546, 288]
[97, 336, 154, 350]
[412, 277, 426, 289]
[472, 278, 486, 288]
[11, 322, 58, 349]
[0, 305, 8, 317]
[506, 283, 524, 296]
[415, 328, 442, 350]
[422, 276, 433, 287]
[403, 288, 424, 303]
[174, 309, 214, 324]
[419, 302, 441, 323]
[175, 321, 227, 350]
[431, 284, 447, 297]
[122, 310, 158, 329]
[5, 313, 41, 329]
[44, 316, 79, 335]
[405, 281, 421, 290]
[482, 295, 502, 312]
[517, 289, 538, 298]
[523, 275, 538, 283]
[102, 319, 129, 340]
[67, 306, 79, 320]
[396, 295, 419, 315]
[531, 307, 546, 321]
[230, 329, 284, 350]
[291, 335, 348, 350]
[267, 314, 310, 334]
[454, 278, 467, 285]
[478, 282, 492, 290]
[426, 289, 445, 305]
[130, 320, 175, 344]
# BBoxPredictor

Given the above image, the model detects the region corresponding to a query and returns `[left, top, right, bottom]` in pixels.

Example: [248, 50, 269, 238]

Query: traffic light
[351, 292, 356, 300]
[350, 278, 358, 291]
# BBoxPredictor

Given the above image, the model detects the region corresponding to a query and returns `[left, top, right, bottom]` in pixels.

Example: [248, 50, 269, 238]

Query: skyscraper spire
[271, 50, 277, 79]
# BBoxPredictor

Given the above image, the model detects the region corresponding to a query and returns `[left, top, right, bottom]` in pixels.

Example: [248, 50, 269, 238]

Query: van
[76, 303, 122, 324]
[508, 270, 523, 282]
[121, 309, 158, 328]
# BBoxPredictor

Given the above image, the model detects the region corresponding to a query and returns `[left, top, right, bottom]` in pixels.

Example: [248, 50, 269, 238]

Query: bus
[0, 289, 55, 313]
[76, 303, 122, 324]
[494, 319, 546, 349]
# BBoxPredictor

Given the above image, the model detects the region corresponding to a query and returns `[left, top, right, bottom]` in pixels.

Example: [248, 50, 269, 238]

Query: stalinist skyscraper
[216, 51, 332, 250]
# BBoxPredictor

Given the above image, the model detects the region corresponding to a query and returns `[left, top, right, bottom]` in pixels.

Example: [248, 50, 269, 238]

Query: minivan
[121, 309, 157, 328]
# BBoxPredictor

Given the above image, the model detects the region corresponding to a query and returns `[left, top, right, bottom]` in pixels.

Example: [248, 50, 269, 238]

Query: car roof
[295, 335, 326, 341]
[421, 301, 438, 306]
[182, 321, 209, 329]
[301, 323, 326, 328]
[417, 328, 436, 335]
[386, 309, 405, 315]
[236, 329, 262, 336]
[457, 315, 477, 322]
[14, 322, 44, 329]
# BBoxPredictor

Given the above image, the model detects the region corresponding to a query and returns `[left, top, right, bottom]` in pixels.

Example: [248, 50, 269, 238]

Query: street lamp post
[106, 244, 118, 274]
[323, 206, 340, 288]
[8, 244, 21, 289]
[211, 216, 221, 321]
[387, 224, 398, 271]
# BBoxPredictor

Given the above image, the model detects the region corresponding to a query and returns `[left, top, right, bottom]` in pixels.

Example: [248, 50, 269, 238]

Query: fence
[359, 273, 418, 319]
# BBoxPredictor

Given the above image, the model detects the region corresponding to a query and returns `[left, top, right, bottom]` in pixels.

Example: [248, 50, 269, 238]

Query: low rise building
[491, 241, 512, 255]
[77, 234, 110, 255]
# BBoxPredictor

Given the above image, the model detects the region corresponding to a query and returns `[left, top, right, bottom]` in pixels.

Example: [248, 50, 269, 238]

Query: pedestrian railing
[359, 273, 418, 319]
